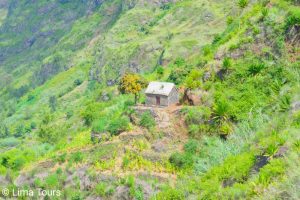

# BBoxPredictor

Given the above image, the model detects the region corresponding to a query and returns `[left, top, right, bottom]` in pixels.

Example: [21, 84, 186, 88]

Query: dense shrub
[70, 152, 84, 164]
[139, 111, 155, 129]
[285, 8, 300, 30]
[49, 96, 58, 112]
[168, 68, 190, 85]
[155, 187, 184, 200]
[74, 79, 83, 86]
[258, 159, 285, 185]
[248, 62, 265, 76]
[107, 116, 130, 135]
[169, 152, 193, 169]
[184, 139, 199, 154]
[223, 57, 232, 70]
[238, 0, 249, 8]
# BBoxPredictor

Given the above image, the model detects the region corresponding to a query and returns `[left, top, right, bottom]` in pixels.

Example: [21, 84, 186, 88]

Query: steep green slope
[0, 0, 299, 199]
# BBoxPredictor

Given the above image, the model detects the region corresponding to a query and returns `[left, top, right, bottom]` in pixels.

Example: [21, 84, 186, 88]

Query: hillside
[0, 0, 299, 199]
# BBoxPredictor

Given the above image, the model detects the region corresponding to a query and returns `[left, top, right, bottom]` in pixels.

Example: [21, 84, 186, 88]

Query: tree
[119, 73, 147, 104]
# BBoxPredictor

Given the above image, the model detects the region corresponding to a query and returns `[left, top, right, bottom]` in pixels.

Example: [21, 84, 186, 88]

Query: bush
[14, 124, 25, 138]
[30, 122, 37, 129]
[169, 152, 193, 169]
[248, 62, 265, 75]
[70, 152, 83, 164]
[94, 182, 108, 196]
[184, 139, 199, 154]
[66, 111, 73, 119]
[74, 79, 83, 86]
[238, 0, 249, 8]
[285, 8, 300, 30]
[49, 96, 57, 112]
[155, 187, 185, 200]
[107, 116, 129, 135]
[139, 111, 155, 129]
[156, 66, 164, 76]
[223, 57, 232, 70]
[45, 174, 59, 188]
[258, 159, 285, 185]
[168, 68, 190, 85]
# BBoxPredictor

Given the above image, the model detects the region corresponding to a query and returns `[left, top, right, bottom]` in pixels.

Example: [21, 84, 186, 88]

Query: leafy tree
[119, 73, 147, 104]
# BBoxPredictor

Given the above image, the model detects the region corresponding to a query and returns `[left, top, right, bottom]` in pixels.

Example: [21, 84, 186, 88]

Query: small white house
[145, 82, 179, 107]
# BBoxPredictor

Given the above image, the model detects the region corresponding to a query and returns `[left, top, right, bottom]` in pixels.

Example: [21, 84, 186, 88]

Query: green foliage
[168, 68, 190, 85]
[70, 152, 84, 164]
[38, 124, 61, 144]
[248, 62, 265, 76]
[285, 7, 300, 30]
[169, 152, 193, 169]
[238, 0, 249, 9]
[139, 111, 156, 129]
[14, 124, 25, 138]
[49, 95, 58, 112]
[45, 173, 60, 188]
[184, 139, 199, 154]
[185, 70, 202, 90]
[212, 98, 232, 123]
[107, 116, 130, 135]
[258, 159, 285, 185]
[156, 66, 164, 77]
[74, 79, 83, 86]
[222, 57, 232, 70]
[94, 182, 108, 197]
[155, 187, 184, 200]
[81, 103, 98, 126]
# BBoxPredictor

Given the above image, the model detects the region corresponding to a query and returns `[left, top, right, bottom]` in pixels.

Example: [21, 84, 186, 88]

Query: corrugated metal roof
[145, 82, 176, 96]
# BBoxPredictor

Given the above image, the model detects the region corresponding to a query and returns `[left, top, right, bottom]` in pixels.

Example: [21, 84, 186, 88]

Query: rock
[119, 132, 145, 142]
[182, 89, 207, 106]
[101, 91, 110, 101]
[202, 71, 211, 82]
[292, 101, 300, 112]
[152, 141, 166, 153]
[24, 37, 36, 48]
[106, 79, 116, 86]
[15, 174, 30, 187]
[0, 175, 9, 186]
[113, 186, 130, 200]
[136, 179, 155, 199]
[86, 196, 103, 200]
[274, 146, 288, 158]
[91, 132, 110, 143]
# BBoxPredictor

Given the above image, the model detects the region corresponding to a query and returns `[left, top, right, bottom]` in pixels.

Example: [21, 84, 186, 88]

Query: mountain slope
[0, 0, 299, 199]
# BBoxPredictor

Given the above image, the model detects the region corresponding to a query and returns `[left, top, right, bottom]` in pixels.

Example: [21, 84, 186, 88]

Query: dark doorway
[156, 96, 160, 105]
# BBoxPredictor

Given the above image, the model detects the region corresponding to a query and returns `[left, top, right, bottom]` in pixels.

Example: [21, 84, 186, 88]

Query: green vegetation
[0, 0, 299, 199]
